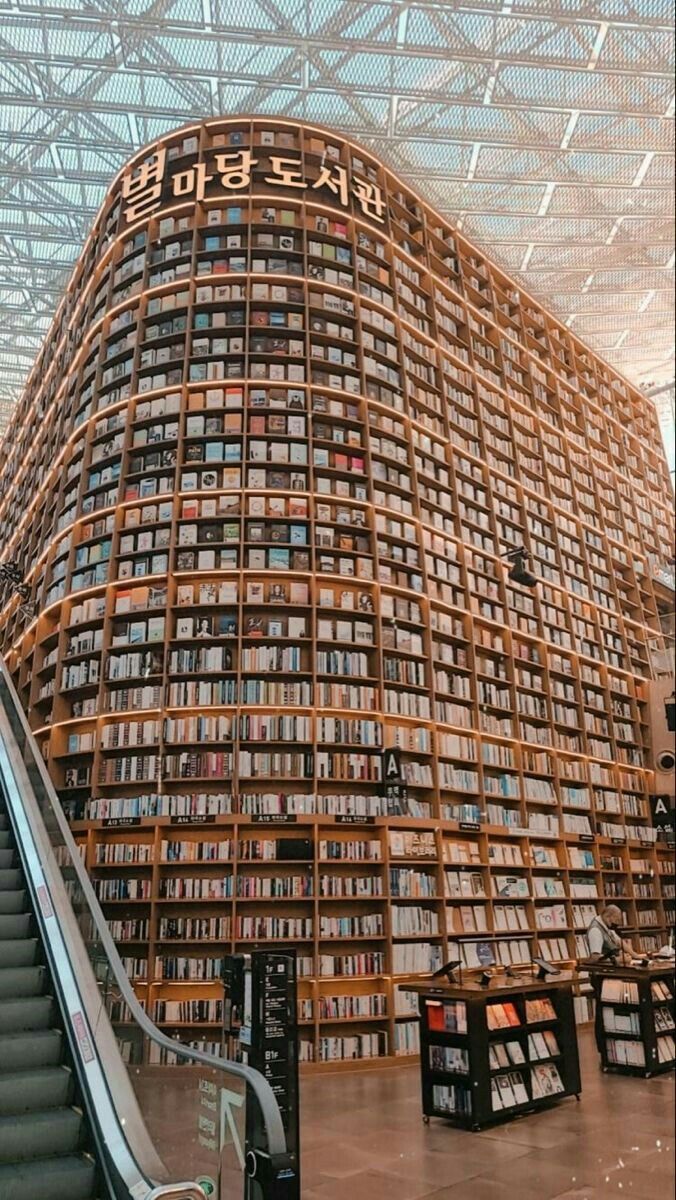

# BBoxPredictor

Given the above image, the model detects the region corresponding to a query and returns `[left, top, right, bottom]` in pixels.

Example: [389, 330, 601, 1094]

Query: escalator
[0, 795, 99, 1199]
[0, 658, 293, 1200]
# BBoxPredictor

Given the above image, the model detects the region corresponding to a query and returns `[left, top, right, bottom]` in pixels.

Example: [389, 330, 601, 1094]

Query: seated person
[586, 904, 634, 961]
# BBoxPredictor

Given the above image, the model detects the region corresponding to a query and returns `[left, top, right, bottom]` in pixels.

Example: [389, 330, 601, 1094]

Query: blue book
[268, 547, 290, 570]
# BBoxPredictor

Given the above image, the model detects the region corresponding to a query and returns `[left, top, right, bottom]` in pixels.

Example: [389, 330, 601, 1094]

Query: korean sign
[121, 147, 386, 227]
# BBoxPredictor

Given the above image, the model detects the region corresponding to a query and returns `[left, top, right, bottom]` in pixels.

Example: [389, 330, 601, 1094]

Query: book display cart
[0, 116, 672, 1070]
[407, 974, 581, 1130]
[584, 960, 676, 1078]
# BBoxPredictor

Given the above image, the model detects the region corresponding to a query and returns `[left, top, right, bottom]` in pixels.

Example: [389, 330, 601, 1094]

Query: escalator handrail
[0, 660, 287, 1159]
[0, 725, 155, 1198]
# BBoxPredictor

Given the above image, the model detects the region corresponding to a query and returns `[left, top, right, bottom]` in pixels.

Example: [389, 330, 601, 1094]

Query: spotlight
[504, 547, 538, 588]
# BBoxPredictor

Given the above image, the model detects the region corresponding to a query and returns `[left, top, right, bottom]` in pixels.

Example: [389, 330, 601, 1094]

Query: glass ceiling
[0, 0, 673, 452]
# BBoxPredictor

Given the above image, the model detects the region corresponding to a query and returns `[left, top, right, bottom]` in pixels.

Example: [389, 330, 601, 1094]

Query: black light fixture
[665, 691, 676, 734]
[504, 546, 538, 589]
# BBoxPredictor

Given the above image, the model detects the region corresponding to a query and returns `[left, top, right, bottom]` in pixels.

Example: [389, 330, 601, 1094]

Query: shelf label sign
[335, 814, 376, 825]
[170, 814, 216, 826]
[251, 813, 297, 824]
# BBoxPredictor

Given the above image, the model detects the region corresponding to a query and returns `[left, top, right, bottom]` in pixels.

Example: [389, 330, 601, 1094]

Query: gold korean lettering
[312, 163, 349, 207]
[265, 156, 307, 190]
[172, 161, 214, 202]
[121, 148, 167, 224]
[214, 150, 258, 190]
[352, 176, 386, 224]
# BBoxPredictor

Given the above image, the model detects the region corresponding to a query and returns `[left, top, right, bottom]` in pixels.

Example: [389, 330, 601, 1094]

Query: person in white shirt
[587, 904, 634, 961]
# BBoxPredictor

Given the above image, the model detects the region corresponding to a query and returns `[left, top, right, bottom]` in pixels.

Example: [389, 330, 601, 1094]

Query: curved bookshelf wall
[0, 117, 673, 1068]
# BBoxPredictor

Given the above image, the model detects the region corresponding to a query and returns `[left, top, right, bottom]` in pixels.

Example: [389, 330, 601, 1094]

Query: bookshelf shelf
[0, 115, 672, 1069]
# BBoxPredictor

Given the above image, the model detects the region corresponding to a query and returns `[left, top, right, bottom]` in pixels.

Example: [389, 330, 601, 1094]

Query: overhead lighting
[632, 151, 654, 188]
[606, 218, 623, 245]
[482, 71, 497, 106]
[587, 23, 609, 71]
[638, 290, 656, 314]
[559, 112, 579, 151]
[537, 182, 556, 217]
[520, 243, 534, 271]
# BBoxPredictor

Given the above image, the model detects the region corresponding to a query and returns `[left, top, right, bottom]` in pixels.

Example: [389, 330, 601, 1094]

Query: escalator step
[0, 1029, 63, 1073]
[0, 995, 55, 1033]
[0, 891, 25, 915]
[0, 940, 38, 969]
[0, 1105, 84, 1162]
[0, 939, 39, 968]
[0, 1066, 74, 1115]
[0, 848, 14, 867]
[0, 869, 22, 890]
[0, 966, 47, 999]
[0, 914, 31, 940]
[0, 1154, 96, 1200]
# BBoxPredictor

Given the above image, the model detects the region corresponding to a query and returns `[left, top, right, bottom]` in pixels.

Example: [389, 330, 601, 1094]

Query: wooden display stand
[582, 959, 675, 1078]
[405, 972, 581, 1131]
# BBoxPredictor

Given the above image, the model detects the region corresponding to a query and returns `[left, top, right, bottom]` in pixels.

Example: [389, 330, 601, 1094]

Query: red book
[426, 1002, 444, 1032]
[504, 1003, 521, 1027]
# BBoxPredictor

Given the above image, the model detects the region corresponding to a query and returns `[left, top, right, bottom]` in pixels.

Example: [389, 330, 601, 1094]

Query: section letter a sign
[382, 747, 403, 782]
[650, 793, 675, 838]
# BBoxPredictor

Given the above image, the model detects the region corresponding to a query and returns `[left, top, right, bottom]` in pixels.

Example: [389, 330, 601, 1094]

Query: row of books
[394, 1021, 420, 1056]
[318, 993, 387, 1019]
[319, 876, 383, 898]
[318, 1033, 388, 1061]
[601, 979, 639, 1004]
[454, 938, 532, 969]
[153, 1000, 223, 1023]
[430, 1045, 469, 1074]
[602, 1007, 641, 1036]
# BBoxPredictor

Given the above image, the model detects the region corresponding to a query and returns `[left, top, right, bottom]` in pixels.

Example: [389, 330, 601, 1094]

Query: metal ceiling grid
[0, 0, 672, 439]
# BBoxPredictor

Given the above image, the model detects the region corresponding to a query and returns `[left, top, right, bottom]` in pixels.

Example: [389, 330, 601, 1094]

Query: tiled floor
[300, 1028, 675, 1199]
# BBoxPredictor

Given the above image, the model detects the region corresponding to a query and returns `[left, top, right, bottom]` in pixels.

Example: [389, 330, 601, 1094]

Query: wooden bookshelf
[0, 116, 672, 1069]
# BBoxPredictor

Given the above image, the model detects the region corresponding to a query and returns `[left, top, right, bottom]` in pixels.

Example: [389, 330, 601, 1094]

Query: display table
[404, 973, 581, 1131]
[580, 959, 675, 1078]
